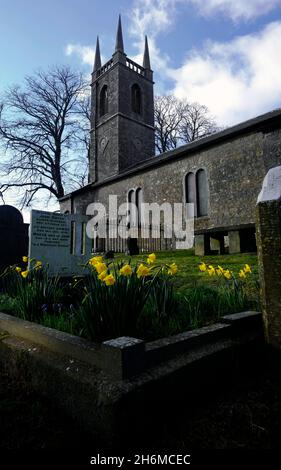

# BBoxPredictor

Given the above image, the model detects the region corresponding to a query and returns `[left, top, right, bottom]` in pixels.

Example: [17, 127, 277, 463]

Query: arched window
[100, 85, 108, 117]
[131, 84, 142, 114]
[128, 189, 134, 205]
[196, 169, 208, 217]
[184, 169, 209, 218]
[185, 172, 195, 205]
[127, 188, 143, 227]
[185, 172, 196, 218]
[136, 187, 143, 226]
[128, 189, 136, 227]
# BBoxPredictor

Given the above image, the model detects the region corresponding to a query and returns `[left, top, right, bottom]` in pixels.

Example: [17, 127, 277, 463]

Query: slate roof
[60, 107, 281, 201]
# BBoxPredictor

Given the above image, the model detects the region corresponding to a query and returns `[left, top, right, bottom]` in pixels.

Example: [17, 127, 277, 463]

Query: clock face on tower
[133, 138, 142, 151]
[100, 137, 109, 153]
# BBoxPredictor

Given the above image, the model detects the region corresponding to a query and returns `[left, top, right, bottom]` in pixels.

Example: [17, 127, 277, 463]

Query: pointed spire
[93, 36, 101, 72]
[143, 35, 151, 69]
[115, 14, 124, 53]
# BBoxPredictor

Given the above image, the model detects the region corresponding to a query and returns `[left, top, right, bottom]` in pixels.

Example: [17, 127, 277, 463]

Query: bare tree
[154, 95, 219, 153]
[180, 103, 218, 143]
[0, 66, 90, 207]
[154, 95, 186, 154]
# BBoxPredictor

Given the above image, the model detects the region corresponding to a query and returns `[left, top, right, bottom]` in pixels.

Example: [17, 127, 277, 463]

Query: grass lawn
[115, 249, 259, 294]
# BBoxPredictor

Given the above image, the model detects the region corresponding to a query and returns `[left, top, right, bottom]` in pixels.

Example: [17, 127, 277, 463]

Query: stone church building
[59, 17, 281, 255]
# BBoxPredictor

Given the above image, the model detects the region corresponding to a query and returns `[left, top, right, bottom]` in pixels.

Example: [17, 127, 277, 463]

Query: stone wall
[256, 166, 281, 348]
[62, 131, 270, 227]
[60, 122, 281, 252]
[0, 310, 264, 442]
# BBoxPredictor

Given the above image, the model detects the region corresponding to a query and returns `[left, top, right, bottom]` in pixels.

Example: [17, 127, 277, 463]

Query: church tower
[89, 15, 155, 182]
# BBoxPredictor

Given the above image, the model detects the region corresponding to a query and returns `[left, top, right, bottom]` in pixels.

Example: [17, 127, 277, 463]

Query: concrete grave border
[0, 310, 264, 441]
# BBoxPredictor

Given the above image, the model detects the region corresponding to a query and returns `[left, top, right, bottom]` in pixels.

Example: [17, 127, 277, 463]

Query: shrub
[0, 293, 17, 315]
[0, 254, 259, 343]
[183, 285, 221, 328]
[41, 308, 78, 336]
[77, 255, 179, 342]
[197, 261, 260, 316]
[139, 274, 184, 339]
[0, 257, 63, 322]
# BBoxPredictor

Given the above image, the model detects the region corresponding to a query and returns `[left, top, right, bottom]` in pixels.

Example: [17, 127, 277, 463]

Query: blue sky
[1, 0, 281, 218]
[1, 0, 281, 126]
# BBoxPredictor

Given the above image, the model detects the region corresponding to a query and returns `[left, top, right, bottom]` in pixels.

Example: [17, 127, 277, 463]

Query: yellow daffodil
[147, 253, 156, 265]
[167, 262, 178, 275]
[239, 269, 246, 279]
[21, 270, 29, 278]
[216, 268, 223, 276]
[199, 262, 207, 272]
[224, 270, 232, 280]
[136, 263, 151, 278]
[244, 264, 252, 274]
[98, 270, 107, 281]
[103, 274, 116, 286]
[94, 262, 107, 274]
[15, 266, 22, 273]
[119, 264, 133, 276]
[35, 261, 42, 270]
[22, 256, 28, 263]
[89, 256, 103, 266]
[208, 265, 216, 276]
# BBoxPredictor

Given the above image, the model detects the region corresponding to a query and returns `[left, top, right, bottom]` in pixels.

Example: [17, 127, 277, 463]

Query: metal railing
[92, 221, 175, 254]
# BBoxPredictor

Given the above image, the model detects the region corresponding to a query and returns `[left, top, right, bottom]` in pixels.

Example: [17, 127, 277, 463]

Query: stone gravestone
[29, 210, 92, 276]
[256, 166, 281, 348]
[127, 236, 139, 256]
[0, 205, 29, 273]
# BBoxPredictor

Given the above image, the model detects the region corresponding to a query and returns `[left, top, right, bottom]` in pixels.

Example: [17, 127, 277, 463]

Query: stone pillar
[228, 230, 241, 254]
[195, 234, 211, 256]
[210, 237, 221, 254]
[101, 337, 145, 380]
[195, 234, 205, 256]
[256, 166, 281, 348]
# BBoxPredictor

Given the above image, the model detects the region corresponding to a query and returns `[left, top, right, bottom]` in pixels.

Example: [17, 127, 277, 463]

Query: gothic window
[100, 85, 108, 117]
[184, 169, 208, 218]
[185, 172, 195, 205]
[196, 169, 208, 217]
[185, 172, 196, 218]
[127, 188, 143, 226]
[131, 84, 142, 114]
[128, 189, 135, 227]
[136, 187, 143, 226]
[128, 189, 134, 205]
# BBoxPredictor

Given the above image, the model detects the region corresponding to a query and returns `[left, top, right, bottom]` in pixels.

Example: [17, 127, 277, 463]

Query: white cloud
[190, 0, 281, 21]
[129, 0, 177, 88]
[130, 0, 175, 38]
[65, 2, 281, 127]
[170, 21, 281, 125]
[131, 0, 281, 31]
[65, 44, 95, 66]
[129, 0, 281, 90]
[130, 0, 281, 125]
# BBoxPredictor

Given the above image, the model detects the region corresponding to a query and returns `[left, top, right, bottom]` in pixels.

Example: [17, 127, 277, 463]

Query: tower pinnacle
[143, 35, 151, 69]
[115, 14, 124, 53]
[93, 36, 101, 72]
